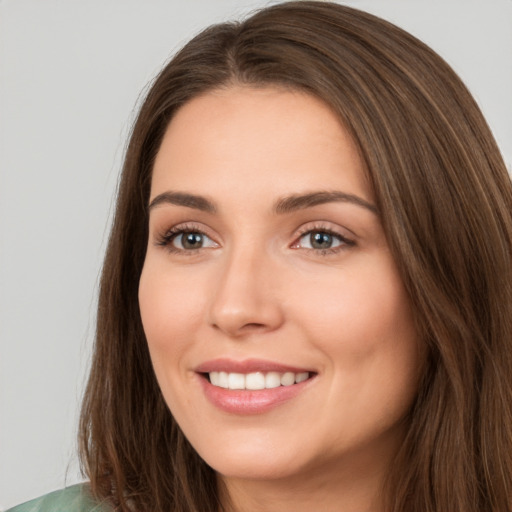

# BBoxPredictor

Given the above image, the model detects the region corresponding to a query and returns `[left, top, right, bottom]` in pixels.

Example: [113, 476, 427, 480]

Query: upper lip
[195, 358, 314, 374]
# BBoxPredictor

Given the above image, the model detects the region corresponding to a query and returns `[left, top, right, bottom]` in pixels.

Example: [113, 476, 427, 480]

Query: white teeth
[210, 371, 220, 386]
[228, 372, 245, 390]
[295, 372, 309, 383]
[208, 371, 311, 389]
[246, 372, 265, 390]
[219, 371, 229, 388]
[280, 372, 295, 386]
[265, 372, 281, 388]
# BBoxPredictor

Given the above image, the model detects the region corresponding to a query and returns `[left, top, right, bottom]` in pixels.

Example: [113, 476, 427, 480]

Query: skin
[139, 86, 423, 512]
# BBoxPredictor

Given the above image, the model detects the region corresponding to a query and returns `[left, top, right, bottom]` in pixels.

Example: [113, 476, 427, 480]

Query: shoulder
[5, 483, 111, 512]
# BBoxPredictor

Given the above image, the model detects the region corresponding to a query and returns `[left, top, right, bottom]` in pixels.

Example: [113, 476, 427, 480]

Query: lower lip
[198, 374, 314, 414]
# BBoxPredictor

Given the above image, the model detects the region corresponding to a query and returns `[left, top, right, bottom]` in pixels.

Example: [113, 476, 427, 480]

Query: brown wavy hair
[78, 2, 512, 510]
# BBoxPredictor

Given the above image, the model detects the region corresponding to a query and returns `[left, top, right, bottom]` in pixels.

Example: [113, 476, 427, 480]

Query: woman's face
[139, 86, 422, 485]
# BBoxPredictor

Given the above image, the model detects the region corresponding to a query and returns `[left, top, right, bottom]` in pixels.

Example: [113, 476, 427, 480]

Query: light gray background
[1, 0, 511, 509]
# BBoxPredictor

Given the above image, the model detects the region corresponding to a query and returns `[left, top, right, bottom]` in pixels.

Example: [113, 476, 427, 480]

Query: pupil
[311, 231, 332, 249]
[183, 232, 203, 249]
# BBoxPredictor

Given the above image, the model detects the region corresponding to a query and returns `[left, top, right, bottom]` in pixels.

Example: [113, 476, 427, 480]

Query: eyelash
[155, 222, 355, 256]
[155, 223, 214, 256]
[293, 224, 355, 255]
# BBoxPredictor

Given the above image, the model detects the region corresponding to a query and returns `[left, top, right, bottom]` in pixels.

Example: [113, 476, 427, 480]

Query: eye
[300, 231, 341, 250]
[293, 228, 355, 254]
[171, 231, 217, 251]
[155, 224, 219, 254]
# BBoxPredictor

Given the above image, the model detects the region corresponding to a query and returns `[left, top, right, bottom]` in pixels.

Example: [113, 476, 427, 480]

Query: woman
[8, 1, 512, 511]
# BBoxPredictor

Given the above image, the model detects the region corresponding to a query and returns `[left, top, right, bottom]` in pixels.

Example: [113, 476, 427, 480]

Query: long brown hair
[79, 2, 512, 510]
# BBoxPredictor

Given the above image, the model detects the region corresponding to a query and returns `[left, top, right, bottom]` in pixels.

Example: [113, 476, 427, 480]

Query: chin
[193, 437, 308, 481]
[211, 457, 305, 481]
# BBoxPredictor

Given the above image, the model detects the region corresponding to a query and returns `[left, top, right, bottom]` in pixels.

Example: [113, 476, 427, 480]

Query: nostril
[211, 321, 266, 333]
[244, 323, 266, 329]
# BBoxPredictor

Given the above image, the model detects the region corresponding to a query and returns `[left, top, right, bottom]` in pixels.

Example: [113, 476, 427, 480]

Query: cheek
[138, 260, 206, 373]
[289, 255, 419, 390]
[294, 258, 412, 340]
[138, 260, 213, 422]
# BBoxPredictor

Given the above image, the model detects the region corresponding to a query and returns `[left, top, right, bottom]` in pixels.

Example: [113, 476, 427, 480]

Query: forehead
[151, 86, 371, 204]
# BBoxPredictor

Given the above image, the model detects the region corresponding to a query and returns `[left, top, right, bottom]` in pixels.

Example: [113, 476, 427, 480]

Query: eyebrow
[149, 191, 217, 213]
[148, 190, 378, 215]
[274, 191, 378, 215]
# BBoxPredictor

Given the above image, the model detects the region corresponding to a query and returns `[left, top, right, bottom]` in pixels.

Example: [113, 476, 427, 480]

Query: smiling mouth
[204, 371, 312, 390]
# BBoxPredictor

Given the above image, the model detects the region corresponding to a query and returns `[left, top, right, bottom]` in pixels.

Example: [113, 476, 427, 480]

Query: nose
[208, 245, 285, 338]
